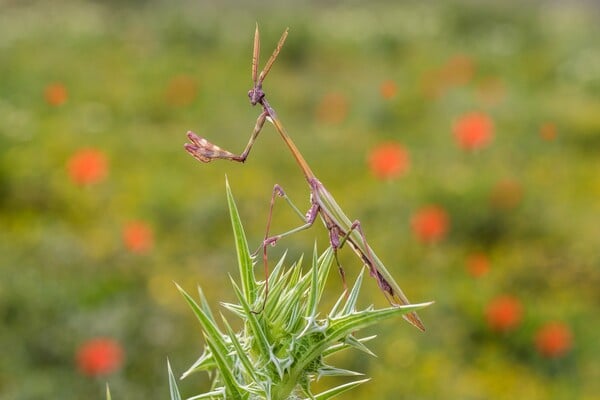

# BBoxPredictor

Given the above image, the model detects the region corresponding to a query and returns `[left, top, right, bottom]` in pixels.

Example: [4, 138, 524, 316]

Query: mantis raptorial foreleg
[185, 111, 267, 163]
[236, 111, 268, 162]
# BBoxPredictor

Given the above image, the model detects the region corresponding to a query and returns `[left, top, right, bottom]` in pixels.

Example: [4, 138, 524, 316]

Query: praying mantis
[185, 25, 426, 331]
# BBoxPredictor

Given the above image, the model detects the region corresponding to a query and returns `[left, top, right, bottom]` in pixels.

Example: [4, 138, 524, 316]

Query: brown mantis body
[185, 26, 425, 331]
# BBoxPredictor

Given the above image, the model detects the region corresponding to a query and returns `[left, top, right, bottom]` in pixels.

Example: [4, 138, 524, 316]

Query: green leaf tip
[168, 360, 182, 400]
[225, 177, 257, 304]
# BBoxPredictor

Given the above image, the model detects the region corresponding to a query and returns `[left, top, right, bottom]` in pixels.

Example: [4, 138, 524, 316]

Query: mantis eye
[248, 89, 258, 105]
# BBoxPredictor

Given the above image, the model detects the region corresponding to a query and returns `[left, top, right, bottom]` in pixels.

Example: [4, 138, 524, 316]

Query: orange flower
[44, 82, 68, 106]
[453, 112, 494, 151]
[123, 220, 154, 254]
[368, 142, 410, 180]
[67, 148, 108, 185]
[165, 74, 199, 107]
[485, 295, 523, 332]
[535, 322, 573, 358]
[489, 179, 522, 210]
[411, 205, 449, 244]
[76, 338, 123, 377]
[315, 92, 348, 124]
[379, 80, 398, 100]
[539, 122, 557, 141]
[466, 252, 490, 278]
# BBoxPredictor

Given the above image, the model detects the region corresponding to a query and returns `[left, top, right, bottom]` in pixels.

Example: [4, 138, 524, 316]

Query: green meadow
[1, 1, 599, 398]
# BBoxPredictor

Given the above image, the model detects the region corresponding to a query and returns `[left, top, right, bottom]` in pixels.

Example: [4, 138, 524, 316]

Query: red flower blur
[315, 92, 348, 124]
[535, 322, 573, 358]
[466, 252, 490, 278]
[411, 205, 449, 244]
[485, 295, 523, 332]
[44, 82, 68, 106]
[123, 220, 154, 254]
[453, 112, 494, 151]
[379, 80, 398, 100]
[76, 338, 123, 377]
[67, 148, 108, 186]
[539, 122, 557, 141]
[368, 142, 410, 180]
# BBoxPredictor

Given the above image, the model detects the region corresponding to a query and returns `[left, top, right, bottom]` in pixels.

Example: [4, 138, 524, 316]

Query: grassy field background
[1, 1, 599, 398]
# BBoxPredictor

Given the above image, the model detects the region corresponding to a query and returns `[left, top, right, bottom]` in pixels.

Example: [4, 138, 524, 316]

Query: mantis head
[247, 85, 265, 106]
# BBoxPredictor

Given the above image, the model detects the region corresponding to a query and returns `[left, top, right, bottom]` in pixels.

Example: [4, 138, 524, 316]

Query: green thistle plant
[168, 180, 431, 400]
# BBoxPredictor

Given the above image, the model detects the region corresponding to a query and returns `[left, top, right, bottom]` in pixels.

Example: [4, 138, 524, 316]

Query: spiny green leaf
[176, 184, 433, 400]
[300, 302, 432, 374]
[327, 303, 433, 344]
[316, 248, 334, 299]
[181, 349, 216, 379]
[167, 360, 182, 400]
[203, 334, 244, 400]
[338, 335, 376, 357]
[323, 335, 376, 358]
[272, 275, 306, 329]
[305, 243, 320, 319]
[312, 378, 371, 400]
[220, 301, 245, 319]
[229, 278, 273, 367]
[340, 267, 365, 316]
[317, 364, 363, 377]
[283, 298, 303, 333]
[263, 255, 294, 316]
[226, 177, 257, 304]
[262, 252, 289, 309]
[266, 250, 288, 287]
[328, 288, 346, 318]
[176, 284, 229, 359]
[221, 314, 264, 390]
[197, 285, 216, 323]
[187, 388, 226, 400]
[286, 256, 305, 288]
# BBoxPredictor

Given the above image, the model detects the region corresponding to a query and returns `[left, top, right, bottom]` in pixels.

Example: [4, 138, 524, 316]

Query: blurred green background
[1, 0, 599, 398]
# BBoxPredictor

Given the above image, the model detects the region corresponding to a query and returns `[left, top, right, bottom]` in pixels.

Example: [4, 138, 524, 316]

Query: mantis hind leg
[256, 184, 317, 255]
[328, 225, 349, 296]
[334, 220, 392, 296]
